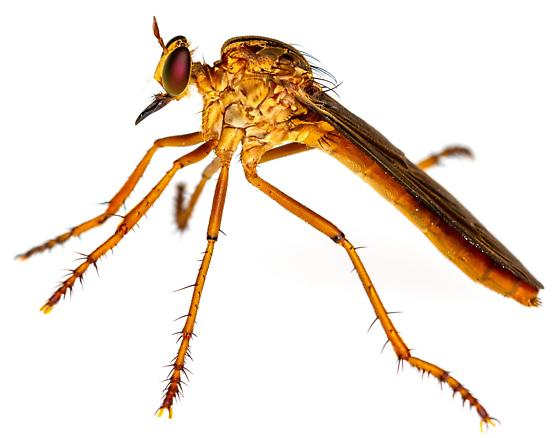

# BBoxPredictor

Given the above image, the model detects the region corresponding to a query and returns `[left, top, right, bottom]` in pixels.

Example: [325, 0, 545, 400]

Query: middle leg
[158, 127, 244, 417]
[173, 141, 311, 231]
[158, 162, 231, 418]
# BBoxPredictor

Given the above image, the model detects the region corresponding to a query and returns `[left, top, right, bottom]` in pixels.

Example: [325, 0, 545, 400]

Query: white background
[1, 1, 559, 437]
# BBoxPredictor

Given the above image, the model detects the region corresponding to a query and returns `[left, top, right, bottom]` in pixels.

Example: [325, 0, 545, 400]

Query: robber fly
[19, 18, 543, 429]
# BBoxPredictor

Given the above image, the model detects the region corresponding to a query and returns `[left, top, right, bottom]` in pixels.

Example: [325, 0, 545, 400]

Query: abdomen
[321, 135, 540, 307]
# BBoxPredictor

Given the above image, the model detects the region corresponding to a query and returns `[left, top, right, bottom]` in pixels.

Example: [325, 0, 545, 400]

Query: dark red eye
[162, 46, 191, 96]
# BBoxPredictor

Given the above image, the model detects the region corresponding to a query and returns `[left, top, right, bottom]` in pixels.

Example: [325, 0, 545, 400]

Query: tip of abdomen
[478, 264, 542, 307]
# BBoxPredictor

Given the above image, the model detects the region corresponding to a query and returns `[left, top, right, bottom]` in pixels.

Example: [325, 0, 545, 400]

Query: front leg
[18, 132, 203, 259]
[40, 140, 214, 313]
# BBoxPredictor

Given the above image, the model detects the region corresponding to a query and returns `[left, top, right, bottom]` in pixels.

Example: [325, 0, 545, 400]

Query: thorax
[192, 62, 312, 155]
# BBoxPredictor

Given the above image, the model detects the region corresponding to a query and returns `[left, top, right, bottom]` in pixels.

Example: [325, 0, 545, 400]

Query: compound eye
[162, 46, 191, 96]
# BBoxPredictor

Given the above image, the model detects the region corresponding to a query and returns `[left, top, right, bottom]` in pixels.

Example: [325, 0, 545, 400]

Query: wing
[299, 86, 543, 290]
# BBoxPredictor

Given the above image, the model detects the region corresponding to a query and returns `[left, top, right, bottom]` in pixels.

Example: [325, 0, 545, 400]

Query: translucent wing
[300, 86, 542, 290]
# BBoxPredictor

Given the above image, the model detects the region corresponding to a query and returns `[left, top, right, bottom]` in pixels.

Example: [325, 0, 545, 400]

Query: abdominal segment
[318, 133, 539, 306]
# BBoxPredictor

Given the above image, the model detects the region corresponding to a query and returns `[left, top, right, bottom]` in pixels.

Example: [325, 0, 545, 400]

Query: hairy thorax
[190, 43, 328, 164]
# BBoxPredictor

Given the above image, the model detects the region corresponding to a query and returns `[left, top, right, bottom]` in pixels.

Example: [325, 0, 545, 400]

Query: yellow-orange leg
[158, 162, 233, 418]
[175, 157, 222, 231]
[416, 145, 473, 171]
[173, 142, 311, 231]
[173, 143, 470, 232]
[242, 161, 495, 429]
[17, 132, 203, 260]
[259, 142, 312, 163]
[39, 140, 214, 314]
[263, 143, 472, 170]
